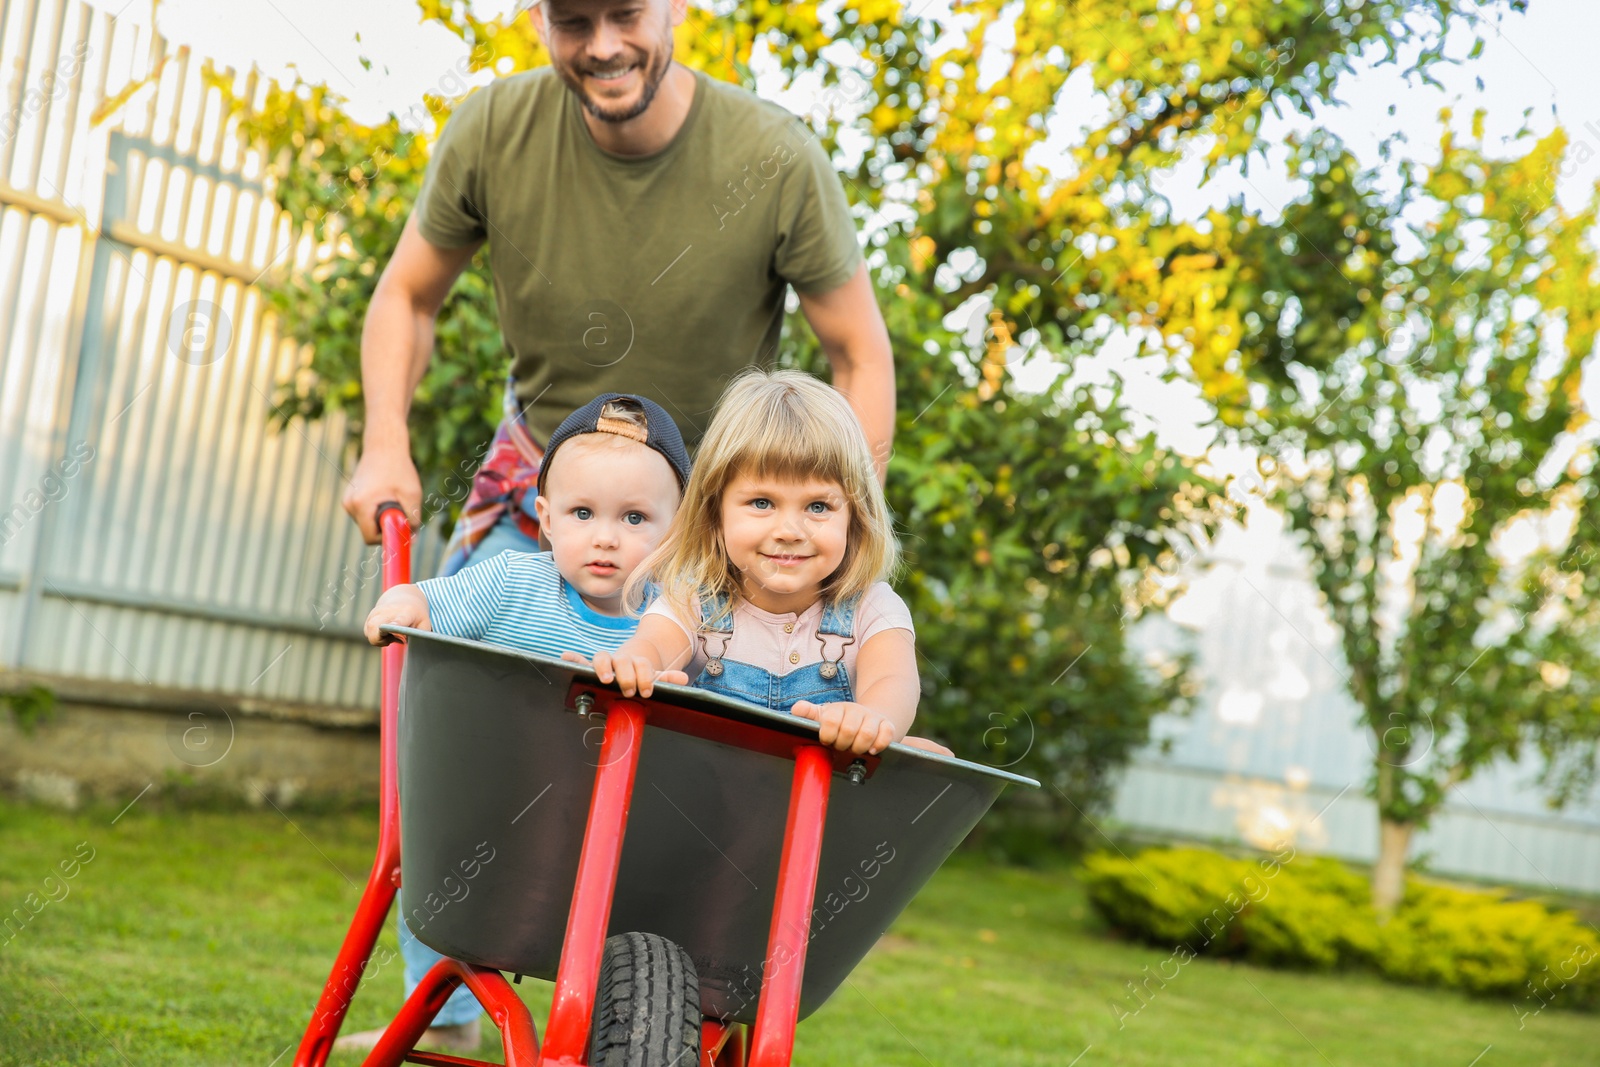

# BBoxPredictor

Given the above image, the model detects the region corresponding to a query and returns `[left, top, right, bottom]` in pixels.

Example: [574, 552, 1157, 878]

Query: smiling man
[336, 0, 895, 1052]
[342, 0, 895, 565]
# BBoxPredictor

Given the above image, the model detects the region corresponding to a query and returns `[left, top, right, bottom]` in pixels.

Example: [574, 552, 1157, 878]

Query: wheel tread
[589, 932, 701, 1067]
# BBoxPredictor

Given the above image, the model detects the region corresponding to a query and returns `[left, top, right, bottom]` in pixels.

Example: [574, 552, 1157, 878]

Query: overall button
[789, 651, 800, 664]
[783, 622, 794, 633]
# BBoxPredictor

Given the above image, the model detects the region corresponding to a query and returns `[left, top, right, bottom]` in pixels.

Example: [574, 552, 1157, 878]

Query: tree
[1232, 122, 1600, 912]
[215, 0, 1517, 847]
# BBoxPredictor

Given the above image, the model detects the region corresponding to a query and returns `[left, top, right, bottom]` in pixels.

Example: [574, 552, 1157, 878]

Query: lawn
[0, 798, 1591, 1066]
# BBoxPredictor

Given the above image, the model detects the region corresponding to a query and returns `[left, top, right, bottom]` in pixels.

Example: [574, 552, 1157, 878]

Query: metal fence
[0, 0, 441, 719]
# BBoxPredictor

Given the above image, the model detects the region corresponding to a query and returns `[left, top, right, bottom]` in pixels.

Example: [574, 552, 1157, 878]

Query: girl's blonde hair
[626, 368, 899, 624]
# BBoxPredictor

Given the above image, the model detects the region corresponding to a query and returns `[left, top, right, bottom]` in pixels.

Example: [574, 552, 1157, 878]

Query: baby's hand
[791, 700, 897, 756]
[563, 652, 688, 694]
[363, 585, 432, 645]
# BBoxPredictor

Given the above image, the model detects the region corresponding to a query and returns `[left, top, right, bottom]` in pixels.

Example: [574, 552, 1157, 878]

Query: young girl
[588, 368, 949, 757]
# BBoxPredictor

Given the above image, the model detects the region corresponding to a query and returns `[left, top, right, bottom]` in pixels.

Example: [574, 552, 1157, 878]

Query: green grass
[0, 798, 1593, 1065]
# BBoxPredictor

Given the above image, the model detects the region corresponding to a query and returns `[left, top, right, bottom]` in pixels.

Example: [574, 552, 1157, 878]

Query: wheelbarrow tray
[392, 627, 1037, 1025]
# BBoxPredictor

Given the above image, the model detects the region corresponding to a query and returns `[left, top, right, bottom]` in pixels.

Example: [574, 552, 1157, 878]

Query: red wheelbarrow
[293, 505, 1036, 1067]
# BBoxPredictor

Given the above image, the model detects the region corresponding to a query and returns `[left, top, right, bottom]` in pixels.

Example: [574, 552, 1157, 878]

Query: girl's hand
[900, 735, 955, 758]
[791, 700, 898, 756]
[364, 585, 432, 645]
[587, 650, 684, 698]
[562, 651, 689, 690]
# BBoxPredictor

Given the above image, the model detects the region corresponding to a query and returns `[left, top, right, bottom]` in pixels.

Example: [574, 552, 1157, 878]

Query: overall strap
[815, 593, 862, 679]
[817, 593, 862, 638]
[696, 590, 736, 633]
[695, 590, 736, 676]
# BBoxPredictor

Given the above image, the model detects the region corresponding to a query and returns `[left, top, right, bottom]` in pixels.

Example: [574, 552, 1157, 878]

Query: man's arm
[342, 214, 482, 543]
[796, 262, 895, 484]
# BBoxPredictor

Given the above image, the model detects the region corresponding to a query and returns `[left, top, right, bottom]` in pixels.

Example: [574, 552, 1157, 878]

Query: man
[342, 0, 895, 556]
[336, 0, 895, 1051]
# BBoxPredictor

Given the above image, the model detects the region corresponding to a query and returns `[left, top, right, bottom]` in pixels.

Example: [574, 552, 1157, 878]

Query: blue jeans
[400, 510, 541, 1025]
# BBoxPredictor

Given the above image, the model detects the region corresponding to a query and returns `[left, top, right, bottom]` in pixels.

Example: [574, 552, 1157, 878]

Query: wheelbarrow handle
[374, 501, 414, 646]
[374, 500, 409, 531]
[297, 503, 415, 1064]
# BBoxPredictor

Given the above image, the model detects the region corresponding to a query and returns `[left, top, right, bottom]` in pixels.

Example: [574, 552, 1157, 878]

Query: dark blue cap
[537, 393, 691, 494]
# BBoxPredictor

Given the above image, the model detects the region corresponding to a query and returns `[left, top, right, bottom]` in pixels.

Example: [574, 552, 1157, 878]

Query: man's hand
[364, 585, 432, 645]
[343, 442, 423, 545]
[346, 216, 481, 545]
[791, 700, 898, 755]
[797, 263, 895, 484]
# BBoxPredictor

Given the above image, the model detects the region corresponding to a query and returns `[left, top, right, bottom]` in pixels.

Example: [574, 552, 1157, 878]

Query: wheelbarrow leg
[747, 745, 833, 1067]
[540, 699, 649, 1065]
[293, 853, 400, 1066]
[359, 958, 540, 1067]
[701, 1019, 747, 1067]
[295, 507, 411, 1067]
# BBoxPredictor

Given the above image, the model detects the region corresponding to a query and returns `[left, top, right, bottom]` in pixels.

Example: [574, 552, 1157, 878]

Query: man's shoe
[332, 1017, 481, 1054]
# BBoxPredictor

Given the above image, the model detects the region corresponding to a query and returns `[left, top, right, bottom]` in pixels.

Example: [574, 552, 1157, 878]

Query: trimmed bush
[1082, 846, 1600, 1011]
[1380, 883, 1600, 1009]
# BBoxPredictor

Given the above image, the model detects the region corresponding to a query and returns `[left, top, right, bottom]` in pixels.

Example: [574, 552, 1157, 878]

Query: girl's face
[719, 470, 851, 615]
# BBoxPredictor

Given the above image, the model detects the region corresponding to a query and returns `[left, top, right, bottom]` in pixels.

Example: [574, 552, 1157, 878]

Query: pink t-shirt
[642, 582, 915, 681]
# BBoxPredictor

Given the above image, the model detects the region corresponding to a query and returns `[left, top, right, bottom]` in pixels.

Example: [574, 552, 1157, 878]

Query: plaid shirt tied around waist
[439, 379, 544, 577]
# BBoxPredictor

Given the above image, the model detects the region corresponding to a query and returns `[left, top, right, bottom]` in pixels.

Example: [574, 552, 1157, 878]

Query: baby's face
[535, 438, 680, 616]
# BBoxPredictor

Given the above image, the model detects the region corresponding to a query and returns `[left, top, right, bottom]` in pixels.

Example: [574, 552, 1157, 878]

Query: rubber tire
[588, 932, 701, 1067]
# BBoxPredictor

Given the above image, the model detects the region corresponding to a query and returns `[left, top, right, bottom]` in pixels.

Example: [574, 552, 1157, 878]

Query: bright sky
[100, 0, 1599, 462]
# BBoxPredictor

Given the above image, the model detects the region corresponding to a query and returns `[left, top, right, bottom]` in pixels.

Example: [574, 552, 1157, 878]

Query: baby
[363, 393, 690, 655]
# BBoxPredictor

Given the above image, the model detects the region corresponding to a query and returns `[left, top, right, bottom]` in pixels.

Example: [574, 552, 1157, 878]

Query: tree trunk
[1372, 818, 1413, 917]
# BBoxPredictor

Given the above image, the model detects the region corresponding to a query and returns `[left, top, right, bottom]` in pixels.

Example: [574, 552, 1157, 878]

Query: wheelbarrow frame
[293, 505, 1027, 1067]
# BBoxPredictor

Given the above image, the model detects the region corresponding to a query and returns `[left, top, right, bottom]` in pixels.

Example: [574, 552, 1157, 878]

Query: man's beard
[559, 44, 672, 125]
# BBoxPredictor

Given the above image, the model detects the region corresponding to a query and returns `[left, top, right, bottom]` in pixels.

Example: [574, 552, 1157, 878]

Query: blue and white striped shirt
[415, 551, 637, 658]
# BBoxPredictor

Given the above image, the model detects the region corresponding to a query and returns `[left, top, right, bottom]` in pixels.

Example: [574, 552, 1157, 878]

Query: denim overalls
[693, 592, 862, 712]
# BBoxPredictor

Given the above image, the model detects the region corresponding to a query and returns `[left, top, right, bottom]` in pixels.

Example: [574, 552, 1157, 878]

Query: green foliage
[1382, 882, 1600, 1006]
[211, 0, 1522, 840]
[1083, 846, 1375, 968]
[1233, 118, 1600, 839]
[1240, 857, 1381, 969]
[1084, 845, 1600, 1009]
[2, 685, 57, 735]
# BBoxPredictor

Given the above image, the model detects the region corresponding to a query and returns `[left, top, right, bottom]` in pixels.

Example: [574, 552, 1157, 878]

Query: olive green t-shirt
[413, 67, 863, 447]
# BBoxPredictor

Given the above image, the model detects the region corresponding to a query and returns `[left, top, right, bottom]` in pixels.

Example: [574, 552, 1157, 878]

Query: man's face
[535, 0, 682, 125]
[534, 437, 681, 616]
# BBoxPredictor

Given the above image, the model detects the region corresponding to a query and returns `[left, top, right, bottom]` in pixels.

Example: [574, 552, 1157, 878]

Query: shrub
[1082, 845, 1600, 1010]
[1380, 883, 1600, 1009]
[1238, 859, 1380, 969]
[1082, 846, 1373, 969]
[1081, 847, 1259, 951]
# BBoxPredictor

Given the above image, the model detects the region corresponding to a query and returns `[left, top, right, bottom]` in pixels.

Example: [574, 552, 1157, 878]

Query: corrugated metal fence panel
[1115, 522, 1600, 893]
[0, 0, 446, 713]
[0, 0, 103, 675]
